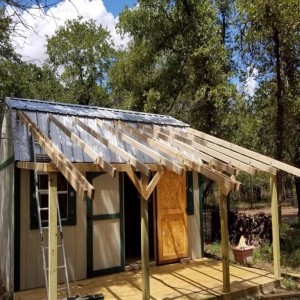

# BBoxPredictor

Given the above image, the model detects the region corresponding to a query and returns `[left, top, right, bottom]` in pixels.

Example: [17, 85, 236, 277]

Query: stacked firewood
[229, 211, 272, 246]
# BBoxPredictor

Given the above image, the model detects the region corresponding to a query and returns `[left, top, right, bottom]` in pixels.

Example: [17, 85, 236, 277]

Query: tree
[46, 17, 116, 106]
[236, 0, 300, 211]
[109, 0, 236, 137]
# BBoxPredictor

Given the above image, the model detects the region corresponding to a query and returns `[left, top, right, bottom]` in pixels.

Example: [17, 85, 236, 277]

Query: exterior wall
[19, 170, 87, 290]
[0, 111, 15, 293]
[188, 172, 203, 259]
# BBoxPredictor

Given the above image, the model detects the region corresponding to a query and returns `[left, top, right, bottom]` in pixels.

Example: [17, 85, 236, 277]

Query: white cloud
[244, 66, 258, 97]
[7, 0, 130, 65]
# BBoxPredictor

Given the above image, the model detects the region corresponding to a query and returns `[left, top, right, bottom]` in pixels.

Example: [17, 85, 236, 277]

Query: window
[30, 172, 76, 229]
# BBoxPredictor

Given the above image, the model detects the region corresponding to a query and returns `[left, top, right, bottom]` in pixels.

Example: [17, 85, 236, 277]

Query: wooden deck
[14, 258, 281, 300]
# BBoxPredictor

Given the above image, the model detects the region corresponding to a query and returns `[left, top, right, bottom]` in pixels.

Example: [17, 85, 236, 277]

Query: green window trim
[0, 156, 14, 171]
[30, 171, 77, 229]
[186, 171, 194, 215]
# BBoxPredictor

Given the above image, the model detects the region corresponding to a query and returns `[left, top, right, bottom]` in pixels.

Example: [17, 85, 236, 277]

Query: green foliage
[253, 243, 273, 264]
[283, 276, 298, 290]
[46, 17, 116, 106]
[110, 0, 237, 136]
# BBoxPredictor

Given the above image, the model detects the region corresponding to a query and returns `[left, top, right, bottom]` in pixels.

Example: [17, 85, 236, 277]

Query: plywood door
[156, 171, 188, 263]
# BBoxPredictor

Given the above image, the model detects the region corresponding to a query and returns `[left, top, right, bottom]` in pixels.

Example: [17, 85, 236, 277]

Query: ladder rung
[41, 226, 60, 230]
[45, 265, 66, 271]
[39, 207, 49, 211]
[57, 286, 68, 291]
[44, 244, 63, 249]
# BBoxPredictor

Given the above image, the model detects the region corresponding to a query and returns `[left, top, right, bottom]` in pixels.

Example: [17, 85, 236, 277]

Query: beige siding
[188, 172, 203, 259]
[92, 174, 120, 271]
[19, 170, 87, 290]
[0, 112, 15, 293]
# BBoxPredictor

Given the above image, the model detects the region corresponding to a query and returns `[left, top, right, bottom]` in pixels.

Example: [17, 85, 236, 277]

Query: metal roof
[6, 97, 191, 165]
[6, 97, 188, 127]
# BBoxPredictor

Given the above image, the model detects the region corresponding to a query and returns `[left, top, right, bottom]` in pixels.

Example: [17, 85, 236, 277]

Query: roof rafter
[17, 111, 95, 200]
[96, 119, 183, 175]
[150, 124, 257, 175]
[73, 117, 150, 177]
[116, 121, 239, 195]
[138, 123, 237, 176]
[170, 127, 276, 175]
[49, 114, 116, 178]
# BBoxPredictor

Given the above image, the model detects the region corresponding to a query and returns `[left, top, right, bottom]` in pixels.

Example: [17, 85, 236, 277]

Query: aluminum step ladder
[32, 138, 71, 299]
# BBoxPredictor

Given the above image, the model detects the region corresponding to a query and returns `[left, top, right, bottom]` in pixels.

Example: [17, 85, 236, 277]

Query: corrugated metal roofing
[6, 97, 188, 126]
[6, 97, 193, 165]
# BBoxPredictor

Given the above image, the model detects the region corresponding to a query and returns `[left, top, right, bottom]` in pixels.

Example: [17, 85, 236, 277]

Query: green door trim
[198, 173, 205, 256]
[86, 172, 124, 277]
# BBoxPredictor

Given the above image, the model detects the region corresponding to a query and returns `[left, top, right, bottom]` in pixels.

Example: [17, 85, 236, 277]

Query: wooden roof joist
[17, 111, 95, 200]
[137, 123, 237, 176]
[150, 124, 257, 175]
[187, 127, 300, 177]
[49, 114, 116, 178]
[165, 126, 277, 175]
[96, 119, 184, 175]
[73, 117, 151, 177]
[116, 121, 239, 195]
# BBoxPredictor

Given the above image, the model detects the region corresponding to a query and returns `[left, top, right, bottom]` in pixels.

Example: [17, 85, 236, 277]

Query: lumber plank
[187, 128, 290, 177]
[219, 191, 230, 293]
[118, 121, 239, 195]
[139, 123, 237, 175]
[145, 170, 164, 199]
[270, 175, 281, 279]
[151, 124, 257, 175]
[48, 173, 58, 300]
[49, 114, 116, 178]
[96, 119, 183, 175]
[73, 117, 150, 177]
[17, 111, 95, 200]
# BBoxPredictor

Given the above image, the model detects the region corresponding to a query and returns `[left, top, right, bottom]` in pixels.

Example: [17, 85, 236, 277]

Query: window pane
[38, 174, 48, 190]
[40, 194, 48, 221]
[57, 173, 68, 191]
[58, 193, 68, 220]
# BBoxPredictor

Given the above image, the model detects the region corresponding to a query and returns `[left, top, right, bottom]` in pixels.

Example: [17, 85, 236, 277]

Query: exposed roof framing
[9, 97, 300, 198]
[73, 117, 151, 177]
[115, 121, 239, 195]
[17, 111, 95, 200]
[49, 114, 116, 178]
[96, 118, 184, 176]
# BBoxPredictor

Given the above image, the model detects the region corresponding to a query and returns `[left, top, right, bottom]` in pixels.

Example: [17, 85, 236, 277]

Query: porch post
[141, 174, 150, 300]
[48, 172, 58, 300]
[219, 190, 230, 292]
[270, 174, 281, 278]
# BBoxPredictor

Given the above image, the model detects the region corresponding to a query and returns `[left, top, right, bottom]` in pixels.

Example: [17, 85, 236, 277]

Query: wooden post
[141, 174, 150, 300]
[49, 173, 58, 300]
[270, 175, 281, 278]
[219, 190, 230, 293]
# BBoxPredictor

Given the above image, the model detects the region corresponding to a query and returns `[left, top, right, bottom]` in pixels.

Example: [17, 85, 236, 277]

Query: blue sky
[102, 0, 136, 16]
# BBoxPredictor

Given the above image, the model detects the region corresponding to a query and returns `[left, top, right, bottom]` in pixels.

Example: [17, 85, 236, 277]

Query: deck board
[14, 258, 281, 300]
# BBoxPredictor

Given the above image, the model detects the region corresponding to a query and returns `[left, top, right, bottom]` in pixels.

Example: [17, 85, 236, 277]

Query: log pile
[229, 210, 273, 246]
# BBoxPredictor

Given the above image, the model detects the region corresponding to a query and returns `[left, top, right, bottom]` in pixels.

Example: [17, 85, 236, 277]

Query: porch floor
[14, 258, 281, 300]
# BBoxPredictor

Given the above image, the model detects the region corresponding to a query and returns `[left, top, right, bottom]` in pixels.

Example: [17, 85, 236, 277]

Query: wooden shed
[1, 97, 300, 299]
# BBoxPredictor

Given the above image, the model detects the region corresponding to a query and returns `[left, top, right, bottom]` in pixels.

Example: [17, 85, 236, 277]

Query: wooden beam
[151, 124, 257, 175]
[49, 114, 116, 178]
[140, 124, 237, 175]
[270, 175, 281, 279]
[48, 172, 58, 300]
[219, 191, 230, 293]
[186, 127, 280, 175]
[118, 121, 239, 195]
[73, 117, 150, 177]
[141, 174, 150, 300]
[96, 119, 183, 175]
[16, 161, 167, 173]
[17, 111, 95, 200]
